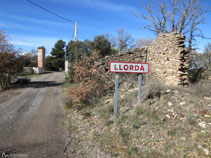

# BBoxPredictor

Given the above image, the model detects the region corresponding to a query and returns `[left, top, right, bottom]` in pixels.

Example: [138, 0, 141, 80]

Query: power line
[26, 0, 75, 23]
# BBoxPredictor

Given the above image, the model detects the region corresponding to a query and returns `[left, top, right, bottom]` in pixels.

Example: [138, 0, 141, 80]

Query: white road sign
[109, 61, 149, 74]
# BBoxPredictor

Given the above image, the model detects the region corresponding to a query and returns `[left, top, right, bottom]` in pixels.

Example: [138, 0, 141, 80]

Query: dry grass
[65, 75, 211, 157]
[189, 80, 211, 97]
[96, 79, 210, 157]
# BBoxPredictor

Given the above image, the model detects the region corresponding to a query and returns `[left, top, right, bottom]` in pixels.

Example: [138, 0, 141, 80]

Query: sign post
[114, 73, 119, 119]
[138, 74, 142, 106]
[109, 61, 149, 119]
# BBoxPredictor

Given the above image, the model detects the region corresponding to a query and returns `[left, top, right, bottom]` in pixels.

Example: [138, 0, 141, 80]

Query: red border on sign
[109, 61, 149, 74]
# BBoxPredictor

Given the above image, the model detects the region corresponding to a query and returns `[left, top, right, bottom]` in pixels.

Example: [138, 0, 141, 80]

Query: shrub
[188, 68, 205, 83]
[99, 104, 113, 119]
[66, 51, 110, 106]
[63, 95, 74, 109]
[142, 76, 165, 100]
[0, 30, 23, 89]
[189, 80, 211, 97]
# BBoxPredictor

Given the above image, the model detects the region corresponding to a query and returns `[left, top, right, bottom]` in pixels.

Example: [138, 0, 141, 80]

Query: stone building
[38, 46, 45, 68]
[33, 46, 46, 74]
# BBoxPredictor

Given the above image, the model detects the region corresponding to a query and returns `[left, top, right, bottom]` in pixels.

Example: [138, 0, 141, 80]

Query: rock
[204, 96, 211, 100]
[128, 83, 134, 89]
[179, 102, 186, 106]
[167, 109, 174, 112]
[105, 99, 113, 104]
[165, 114, 171, 119]
[204, 114, 211, 118]
[198, 121, 206, 128]
[179, 137, 186, 141]
[120, 95, 125, 99]
[168, 102, 173, 106]
[166, 89, 171, 93]
[197, 145, 209, 155]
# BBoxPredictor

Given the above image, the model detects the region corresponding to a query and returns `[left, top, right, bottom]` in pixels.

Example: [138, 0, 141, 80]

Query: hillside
[63, 32, 210, 158]
[64, 75, 211, 158]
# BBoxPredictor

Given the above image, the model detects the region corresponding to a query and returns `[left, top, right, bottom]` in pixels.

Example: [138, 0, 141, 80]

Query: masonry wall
[147, 32, 189, 86]
[38, 47, 45, 68]
[95, 32, 189, 87]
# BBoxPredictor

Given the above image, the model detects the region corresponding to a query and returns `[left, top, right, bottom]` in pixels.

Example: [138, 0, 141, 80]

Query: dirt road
[0, 72, 66, 158]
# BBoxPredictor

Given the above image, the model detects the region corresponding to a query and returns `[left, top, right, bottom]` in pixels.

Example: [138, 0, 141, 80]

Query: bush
[0, 52, 22, 89]
[63, 95, 74, 109]
[142, 76, 166, 100]
[188, 68, 205, 83]
[66, 52, 110, 106]
[189, 80, 211, 97]
[0, 30, 23, 89]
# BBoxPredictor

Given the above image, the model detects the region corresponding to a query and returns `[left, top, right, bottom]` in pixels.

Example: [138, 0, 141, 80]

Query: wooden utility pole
[75, 21, 77, 41]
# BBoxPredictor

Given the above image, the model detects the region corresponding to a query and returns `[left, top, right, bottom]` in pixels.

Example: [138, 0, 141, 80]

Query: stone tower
[37, 46, 45, 68]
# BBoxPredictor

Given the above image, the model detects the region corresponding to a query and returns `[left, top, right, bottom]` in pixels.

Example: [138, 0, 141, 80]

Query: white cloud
[11, 41, 37, 47]
[0, 13, 71, 27]
[9, 34, 69, 53]
[0, 21, 29, 30]
[49, 0, 137, 13]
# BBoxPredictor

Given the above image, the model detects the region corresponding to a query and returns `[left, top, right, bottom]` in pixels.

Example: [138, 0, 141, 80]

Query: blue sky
[0, 0, 211, 55]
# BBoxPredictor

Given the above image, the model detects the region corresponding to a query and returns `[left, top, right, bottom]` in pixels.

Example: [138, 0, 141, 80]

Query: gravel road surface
[0, 72, 66, 158]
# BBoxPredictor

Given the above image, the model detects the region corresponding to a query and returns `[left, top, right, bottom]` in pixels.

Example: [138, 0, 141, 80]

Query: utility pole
[65, 21, 77, 74]
[74, 21, 77, 41]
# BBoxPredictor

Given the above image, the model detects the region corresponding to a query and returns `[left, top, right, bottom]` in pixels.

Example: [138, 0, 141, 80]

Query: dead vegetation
[63, 50, 210, 157]
[66, 52, 111, 107]
[64, 72, 211, 157]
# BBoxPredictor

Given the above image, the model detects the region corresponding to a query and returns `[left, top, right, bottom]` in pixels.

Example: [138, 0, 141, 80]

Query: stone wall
[147, 32, 189, 86]
[95, 32, 189, 87]
[38, 47, 45, 68]
[95, 48, 147, 71]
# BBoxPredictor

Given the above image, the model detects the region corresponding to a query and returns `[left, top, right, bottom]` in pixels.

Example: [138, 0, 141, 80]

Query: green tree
[202, 43, 211, 79]
[67, 40, 90, 63]
[45, 56, 54, 71]
[51, 40, 66, 58]
[46, 40, 66, 71]
[189, 43, 211, 82]
[91, 35, 112, 57]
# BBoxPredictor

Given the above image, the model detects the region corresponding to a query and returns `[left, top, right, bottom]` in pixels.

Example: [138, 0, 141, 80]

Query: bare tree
[105, 33, 116, 49]
[137, 0, 209, 50]
[117, 28, 134, 53]
[135, 38, 153, 48]
[0, 30, 13, 53]
[189, 43, 211, 82]
[0, 30, 22, 89]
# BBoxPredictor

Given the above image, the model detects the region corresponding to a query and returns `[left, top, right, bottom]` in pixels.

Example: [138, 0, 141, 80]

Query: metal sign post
[109, 61, 149, 119]
[114, 73, 119, 119]
[138, 74, 142, 106]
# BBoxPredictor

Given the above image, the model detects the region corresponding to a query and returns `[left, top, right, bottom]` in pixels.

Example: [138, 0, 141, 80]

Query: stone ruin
[147, 32, 189, 86]
[95, 32, 189, 87]
[37, 47, 45, 68]
[23, 47, 46, 74]
[34, 46, 46, 74]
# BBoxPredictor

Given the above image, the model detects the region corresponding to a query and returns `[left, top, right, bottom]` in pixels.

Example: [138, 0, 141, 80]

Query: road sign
[109, 61, 149, 119]
[109, 61, 149, 74]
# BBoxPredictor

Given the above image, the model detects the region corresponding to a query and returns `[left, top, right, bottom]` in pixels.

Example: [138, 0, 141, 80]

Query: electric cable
[26, 0, 75, 23]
